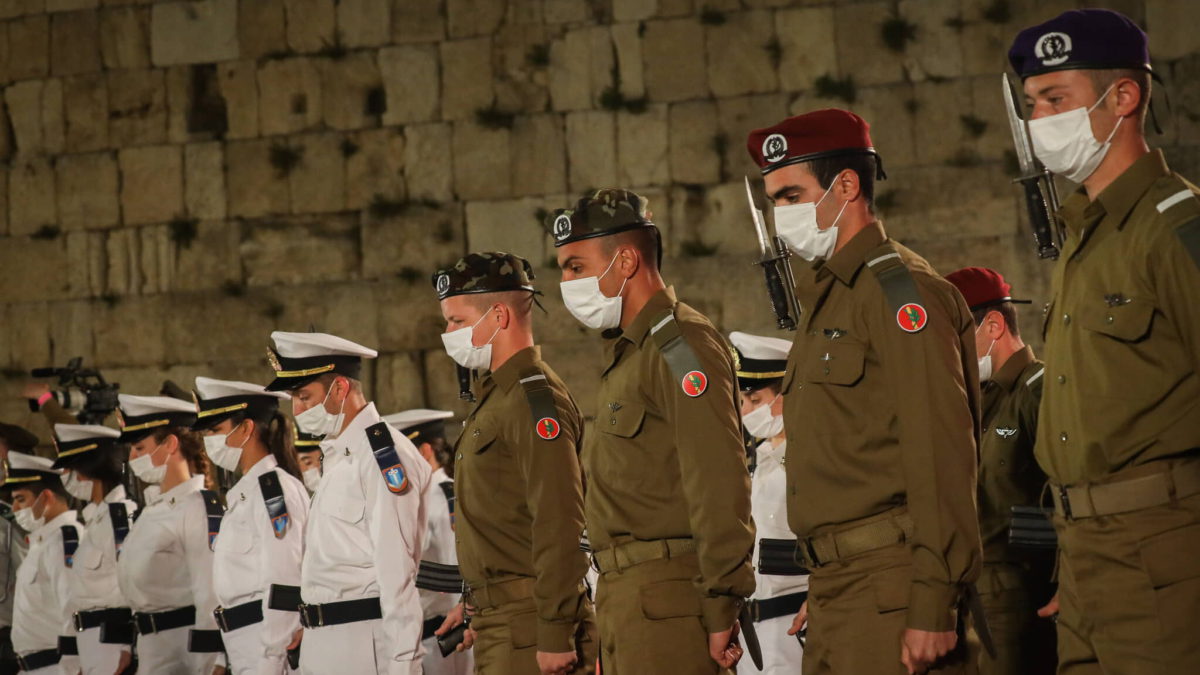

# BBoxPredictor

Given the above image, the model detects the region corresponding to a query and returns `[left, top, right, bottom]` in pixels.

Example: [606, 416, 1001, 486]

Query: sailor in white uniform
[293, 431, 325, 495]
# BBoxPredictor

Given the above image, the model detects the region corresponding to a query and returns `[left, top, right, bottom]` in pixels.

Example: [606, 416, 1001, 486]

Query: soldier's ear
[837, 168, 861, 203]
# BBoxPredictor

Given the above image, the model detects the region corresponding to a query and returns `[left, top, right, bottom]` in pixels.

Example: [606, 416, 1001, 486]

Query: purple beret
[1008, 9, 1151, 80]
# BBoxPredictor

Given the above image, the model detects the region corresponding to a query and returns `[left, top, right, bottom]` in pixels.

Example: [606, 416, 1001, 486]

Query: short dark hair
[70, 449, 126, 493]
[807, 153, 878, 213]
[602, 226, 661, 271]
[972, 302, 1021, 339]
[1087, 68, 1151, 129]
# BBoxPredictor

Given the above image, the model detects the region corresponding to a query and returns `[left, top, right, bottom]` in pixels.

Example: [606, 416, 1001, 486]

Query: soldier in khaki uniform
[552, 189, 755, 673]
[946, 268, 1056, 675]
[432, 252, 597, 674]
[745, 110, 984, 675]
[1009, 9, 1200, 674]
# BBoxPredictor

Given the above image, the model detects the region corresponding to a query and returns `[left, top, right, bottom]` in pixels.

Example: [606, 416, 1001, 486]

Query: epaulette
[61, 524, 79, 568]
[366, 422, 411, 495]
[648, 309, 711, 397]
[108, 502, 130, 559]
[439, 481, 455, 531]
[517, 367, 563, 441]
[258, 471, 291, 539]
[199, 489, 224, 551]
[1155, 186, 1200, 269]
[864, 242, 928, 333]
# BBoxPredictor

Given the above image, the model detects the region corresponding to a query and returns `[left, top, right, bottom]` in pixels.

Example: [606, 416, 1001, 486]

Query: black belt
[746, 591, 807, 623]
[422, 615, 445, 641]
[214, 600, 264, 633]
[298, 597, 382, 629]
[134, 605, 196, 634]
[17, 649, 60, 670]
[74, 607, 133, 632]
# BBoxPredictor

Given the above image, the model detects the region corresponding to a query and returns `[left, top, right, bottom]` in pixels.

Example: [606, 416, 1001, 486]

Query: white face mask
[977, 322, 997, 383]
[773, 182, 849, 262]
[441, 308, 501, 371]
[742, 395, 784, 439]
[1029, 85, 1123, 184]
[204, 423, 248, 473]
[560, 252, 628, 331]
[295, 384, 346, 438]
[302, 467, 322, 493]
[13, 505, 40, 532]
[63, 470, 95, 502]
[129, 441, 169, 484]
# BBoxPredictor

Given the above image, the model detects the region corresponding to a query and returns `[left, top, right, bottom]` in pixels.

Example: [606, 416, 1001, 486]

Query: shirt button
[1057, 375, 1066, 384]
[610, 418, 617, 425]
[456, 453, 462, 460]
[1062, 313, 1071, 325]
[1060, 432, 1069, 442]
[1106, 315, 1115, 324]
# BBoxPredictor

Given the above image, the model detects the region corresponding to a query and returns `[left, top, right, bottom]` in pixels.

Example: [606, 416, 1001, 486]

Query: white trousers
[736, 613, 805, 675]
[419, 635, 472, 675]
[135, 625, 217, 674]
[77, 625, 127, 675]
[19, 665, 62, 675]
[299, 619, 421, 675]
[223, 622, 296, 675]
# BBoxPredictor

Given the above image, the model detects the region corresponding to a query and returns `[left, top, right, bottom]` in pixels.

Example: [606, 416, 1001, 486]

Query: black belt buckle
[747, 599, 761, 623]
[298, 603, 323, 628]
[1058, 485, 1073, 520]
[74, 611, 85, 632]
[803, 538, 823, 568]
[213, 606, 228, 633]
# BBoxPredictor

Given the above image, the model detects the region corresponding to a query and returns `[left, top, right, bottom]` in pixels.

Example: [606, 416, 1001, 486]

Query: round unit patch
[896, 303, 928, 333]
[681, 370, 708, 397]
[1034, 31, 1072, 67]
[536, 417, 561, 440]
[552, 214, 573, 241]
[435, 273, 451, 296]
[762, 133, 788, 164]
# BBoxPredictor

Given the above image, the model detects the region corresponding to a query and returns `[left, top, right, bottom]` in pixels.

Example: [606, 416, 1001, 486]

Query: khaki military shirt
[586, 287, 755, 632]
[1038, 151, 1200, 485]
[454, 345, 589, 652]
[978, 346, 1046, 563]
[783, 222, 983, 632]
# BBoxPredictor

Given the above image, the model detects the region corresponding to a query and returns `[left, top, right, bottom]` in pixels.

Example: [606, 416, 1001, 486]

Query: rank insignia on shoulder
[366, 422, 411, 495]
[681, 370, 708, 397]
[995, 427, 1018, 438]
[535, 417, 560, 440]
[896, 303, 928, 333]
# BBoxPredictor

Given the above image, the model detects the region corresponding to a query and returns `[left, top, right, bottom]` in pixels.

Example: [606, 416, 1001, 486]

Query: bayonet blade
[745, 176, 772, 258]
[1002, 73, 1039, 177]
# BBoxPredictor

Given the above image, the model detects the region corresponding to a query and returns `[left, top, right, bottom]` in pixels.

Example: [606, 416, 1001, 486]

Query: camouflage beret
[432, 251, 537, 301]
[548, 188, 655, 247]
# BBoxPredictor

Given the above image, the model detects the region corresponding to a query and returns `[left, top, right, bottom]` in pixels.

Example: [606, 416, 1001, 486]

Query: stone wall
[1, 0, 1198, 440]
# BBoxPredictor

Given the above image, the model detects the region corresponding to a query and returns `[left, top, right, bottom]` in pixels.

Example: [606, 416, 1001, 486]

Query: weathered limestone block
[403, 122, 454, 202]
[57, 152, 119, 230]
[345, 127, 406, 211]
[376, 283, 453, 352]
[0, 1, 46, 21]
[642, 18, 708, 102]
[64, 230, 106, 297]
[1148, 0, 1200, 60]
[613, 0, 655, 22]
[338, 0, 391, 48]
[163, 293, 274, 364]
[119, 145, 183, 225]
[8, 157, 56, 236]
[380, 44, 440, 125]
[392, 0, 445, 44]
[543, 0, 588, 24]
[0, 237, 70, 302]
[49, 302, 96, 367]
[164, 65, 191, 144]
[150, 0, 238, 66]
[99, 6, 150, 69]
[511, 113, 567, 197]
[465, 197, 550, 264]
[225, 139, 289, 219]
[7, 302, 53, 374]
[107, 68, 167, 146]
[361, 201, 462, 282]
[715, 94, 788, 180]
[237, 0, 286, 60]
[184, 142, 226, 221]
[5, 80, 51, 154]
[776, 6, 836, 92]
[218, 60, 259, 139]
[667, 181, 759, 259]
[451, 121, 512, 200]
[617, 105, 670, 187]
[440, 37, 493, 121]
[374, 351, 427, 415]
[611, 22, 644, 100]
[257, 57, 323, 136]
[668, 100, 720, 185]
[321, 51, 383, 130]
[62, 74, 109, 152]
[833, 1, 905, 86]
[50, 9, 100, 76]
[0, 168, 7, 235]
[47, 0, 98, 11]
[565, 110, 616, 193]
[288, 132, 346, 214]
[8, 15, 50, 81]
[239, 214, 361, 286]
[284, 0, 335, 53]
[274, 283, 382, 351]
[446, 0, 505, 38]
[104, 226, 140, 295]
[706, 10, 777, 97]
[898, 0, 963, 82]
[491, 23, 551, 115]
[170, 220, 241, 292]
[91, 296, 166, 367]
[911, 78, 974, 166]
[547, 26, 614, 112]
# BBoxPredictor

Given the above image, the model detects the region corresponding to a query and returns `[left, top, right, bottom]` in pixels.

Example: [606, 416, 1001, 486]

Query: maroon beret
[746, 109, 885, 178]
[945, 267, 1032, 313]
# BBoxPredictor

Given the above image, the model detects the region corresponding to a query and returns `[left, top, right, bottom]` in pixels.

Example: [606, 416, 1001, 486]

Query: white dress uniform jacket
[418, 468, 472, 675]
[13, 509, 79, 674]
[72, 486, 138, 674]
[116, 475, 221, 674]
[738, 439, 807, 675]
[214, 455, 309, 675]
[0, 516, 26, 631]
[300, 403, 431, 675]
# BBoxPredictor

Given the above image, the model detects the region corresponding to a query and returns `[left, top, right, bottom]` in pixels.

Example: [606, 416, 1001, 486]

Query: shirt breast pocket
[319, 491, 365, 525]
[802, 341, 866, 386]
[598, 400, 646, 439]
[1080, 297, 1154, 342]
[214, 526, 254, 554]
[78, 545, 104, 570]
[16, 556, 38, 584]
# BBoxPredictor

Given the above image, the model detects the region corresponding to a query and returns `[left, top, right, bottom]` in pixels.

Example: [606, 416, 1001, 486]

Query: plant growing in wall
[814, 74, 857, 104]
[881, 9, 918, 53]
[982, 0, 1012, 24]
[475, 104, 515, 130]
[960, 114, 989, 139]
[269, 144, 303, 178]
[169, 217, 199, 249]
[699, 7, 726, 26]
[526, 43, 551, 68]
[31, 224, 61, 240]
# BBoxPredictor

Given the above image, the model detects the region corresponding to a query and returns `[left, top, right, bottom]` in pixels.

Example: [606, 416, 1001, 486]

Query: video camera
[29, 357, 121, 425]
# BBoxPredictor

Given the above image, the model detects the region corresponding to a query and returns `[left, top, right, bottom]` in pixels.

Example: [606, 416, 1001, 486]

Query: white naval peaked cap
[269, 331, 379, 359]
[382, 409, 455, 432]
[728, 331, 793, 361]
[195, 376, 290, 401]
[118, 394, 197, 416]
[6, 451, 57, 472]
[54, 424, 121, 442]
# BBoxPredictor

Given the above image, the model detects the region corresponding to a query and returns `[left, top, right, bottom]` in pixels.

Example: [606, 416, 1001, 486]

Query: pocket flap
[869, 564, 912, 613]
[507, 610, 538, 650]
[1080, 297, 1153, 342]
[457, 422, 499, 455]
[1140, 523, 1200, 589]
[640, 579, 702, 620]
[598, 400, 646, 439]
[320, 493, 365, 524]
[803, 342, 866, 386]
[79, 545, 104, 570]
[214, 528, 254, 554]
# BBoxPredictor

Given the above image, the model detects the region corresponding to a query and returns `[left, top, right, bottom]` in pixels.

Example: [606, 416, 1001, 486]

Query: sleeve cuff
[906, 582, 959, 632]
[537, 619, 577, 653]
[700, 595, 742, 634]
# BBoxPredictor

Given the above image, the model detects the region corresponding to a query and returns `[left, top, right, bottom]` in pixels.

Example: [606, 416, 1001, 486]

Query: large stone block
[911, 78, 975, 166]
[446, 0, 505, 39]
[62, 74, 109, 152]
[136, 224, 170, 294]
[642, 18, 708, 102]
[706, 10, 777, 98]
[284, 0, 335, 53]
[374, 351, 428, 415]
[258, 57, 323, 136]
[170, 220, 240, 292]
[451, 121, 512, 200]
[321, 51, 382, 130]
[48, 300, 96, 367]
[92, 296, 166, 367]
[288, 133, 346, 214]
[1147, 0, 1200, 60]
[56, 152, 119, 231]
[7, 15, 50, 81]
[361, 202, 463, 282]
[8, 157, 56, 236]
[668, 100, 720, 185]
[898, 0, 963, 82]
[547, 26, 614, 113]
[119, 145, 183, 225]
[271, 282, 382, 350]
[403, 122, 454, 202]
[5, 80, 51, 155]
[184, 142, 225, 221]
[345, 127, 406, 211]
[617, 105, 670, 187]
[0, 168, 7, 235]
[0, 237, 70, 302]
[164, 65, 191, 145]
[715, 94, 788, 181]
[107, 68, 167, 146]
[440, 37, 493, 121]
[237, 0, 286, 60]
[48, 0, 98, 11]
[833, 1, 905, 86]
[376, 282, 452, 352]
[380, 44, 440, 125]
[7, 302, 53, 380]
[611, 21, 644, 100]
[218, 60, 259, 139]
[0, 1, 45, 21]
[881, 163, 1017, 245]
[666, 181, 759, 260]
[613, 0, 655, 22]
[776, 6, 836, 92]
[163, 293, 274, 364]
[491, 23, 551, 115]
[337, 0, 391, 48]
[391, 0, 445, 44]
[64, 230, 106, 297]
[50, 9, 100, 76]
[150, 0, 237, 65]
[543, 0, 588, 23]
[103, 226, 140, 295]
[225, 139, 289, 219]
[98, 6, 150, 69]
[565, 110, 616, 193]
[464, 197, 550, 264]
[239, 214, 361, 286]
[511, 113, 567, 197]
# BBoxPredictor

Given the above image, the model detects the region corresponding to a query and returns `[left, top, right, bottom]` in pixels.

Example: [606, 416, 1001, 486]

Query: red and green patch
[896, 303, 928, 333]
[536, 417, 560, 440]
[681, 370, 708, 397]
